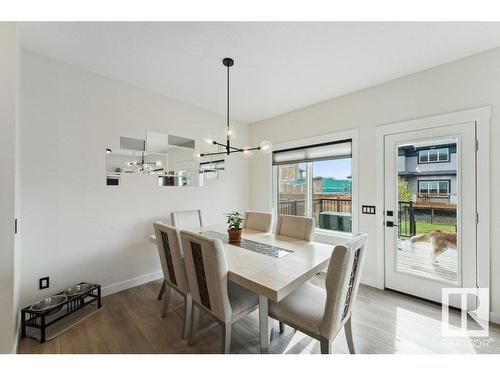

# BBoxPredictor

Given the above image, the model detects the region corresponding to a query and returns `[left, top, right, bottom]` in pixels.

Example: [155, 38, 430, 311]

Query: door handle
[386, 221, 399, 228]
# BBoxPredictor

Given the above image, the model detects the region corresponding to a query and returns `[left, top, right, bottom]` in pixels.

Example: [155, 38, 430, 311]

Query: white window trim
[270, 128, 359, 243]
[376, 106, 490, 296]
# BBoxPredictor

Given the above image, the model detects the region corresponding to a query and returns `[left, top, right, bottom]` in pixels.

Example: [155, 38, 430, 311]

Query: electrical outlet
[39, 277, 49, 290]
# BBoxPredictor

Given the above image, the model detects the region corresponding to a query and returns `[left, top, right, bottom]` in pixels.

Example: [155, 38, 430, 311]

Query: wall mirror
[106, 131, 221, 187]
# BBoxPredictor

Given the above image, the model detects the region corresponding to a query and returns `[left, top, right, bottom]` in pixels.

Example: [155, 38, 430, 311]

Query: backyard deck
[397, 239, 458, 283]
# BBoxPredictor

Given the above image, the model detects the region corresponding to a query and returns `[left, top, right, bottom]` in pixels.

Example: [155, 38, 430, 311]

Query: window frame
[270, 129, 359, 241]
[418, 179, 451, 194]
[417, 147, 450, 164]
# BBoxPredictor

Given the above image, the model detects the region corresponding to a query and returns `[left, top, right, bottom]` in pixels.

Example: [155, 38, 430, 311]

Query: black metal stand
[21, 283, 102, 343]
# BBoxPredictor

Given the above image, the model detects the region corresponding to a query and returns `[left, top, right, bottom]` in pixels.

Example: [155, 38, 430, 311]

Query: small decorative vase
[227, 228, 242, 243]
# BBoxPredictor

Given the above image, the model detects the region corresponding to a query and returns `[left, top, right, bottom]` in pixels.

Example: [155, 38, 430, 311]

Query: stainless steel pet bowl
[63, 283, 94, 297]
[30, 295, 67, 314]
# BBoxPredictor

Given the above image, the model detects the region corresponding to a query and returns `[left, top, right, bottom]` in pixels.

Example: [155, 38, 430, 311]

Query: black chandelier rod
[200, 146, 260, 157]
[211, 140, 243, 152]
[227, 60, 230, 131]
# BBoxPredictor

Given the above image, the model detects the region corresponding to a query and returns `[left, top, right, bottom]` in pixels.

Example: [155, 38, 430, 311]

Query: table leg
[259, 295, 271, 354]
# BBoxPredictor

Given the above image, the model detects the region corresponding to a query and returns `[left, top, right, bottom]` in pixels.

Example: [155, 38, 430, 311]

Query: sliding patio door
[384, 122, 477, 304]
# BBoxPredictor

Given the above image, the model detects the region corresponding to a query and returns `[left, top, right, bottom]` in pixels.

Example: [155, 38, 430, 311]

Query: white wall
[0, 22, 20, 354]
[249, 47, 500, 320]
[20, 51, 251, 306]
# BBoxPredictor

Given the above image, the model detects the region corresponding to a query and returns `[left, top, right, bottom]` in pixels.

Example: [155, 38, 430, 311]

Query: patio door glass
[384, 122, 477, 304]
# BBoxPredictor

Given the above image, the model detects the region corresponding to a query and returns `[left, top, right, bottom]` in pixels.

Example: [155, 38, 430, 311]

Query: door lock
[386, 221, 399, 228]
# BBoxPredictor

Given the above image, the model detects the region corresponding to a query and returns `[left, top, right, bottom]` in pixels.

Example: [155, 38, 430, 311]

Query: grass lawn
[400, 220, 456, 235]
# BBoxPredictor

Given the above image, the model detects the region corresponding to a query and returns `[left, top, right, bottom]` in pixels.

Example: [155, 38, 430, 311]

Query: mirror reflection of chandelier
[126, 152, 163, 173]
[193, 58, 272, 160]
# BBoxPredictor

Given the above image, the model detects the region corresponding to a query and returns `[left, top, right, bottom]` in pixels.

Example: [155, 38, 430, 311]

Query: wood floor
[18, 278, 500, 354]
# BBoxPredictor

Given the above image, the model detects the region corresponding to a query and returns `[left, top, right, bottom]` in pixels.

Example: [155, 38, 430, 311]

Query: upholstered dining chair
[275, 214, 315, 241]
[243, 211, 273, 233]
[171, 209, 203, 229]
[153, 222, 192, 339]
[180, 230, 259, 354]
[154, 210, 203, 301]
[268, 233, 368, 354]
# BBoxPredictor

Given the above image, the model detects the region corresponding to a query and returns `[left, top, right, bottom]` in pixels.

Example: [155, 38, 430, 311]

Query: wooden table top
[149, 225, 335, 302]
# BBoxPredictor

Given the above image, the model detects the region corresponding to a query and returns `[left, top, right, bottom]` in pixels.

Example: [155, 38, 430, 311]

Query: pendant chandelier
[194, 58, 272, 160]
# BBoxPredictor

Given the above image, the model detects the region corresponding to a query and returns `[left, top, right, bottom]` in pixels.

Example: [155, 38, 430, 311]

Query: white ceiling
[20, 22, 500, 123]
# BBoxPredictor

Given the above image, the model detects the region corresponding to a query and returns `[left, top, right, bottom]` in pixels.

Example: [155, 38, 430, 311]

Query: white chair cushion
[228, 282, 259, 316]
[268, 281, 326, 335]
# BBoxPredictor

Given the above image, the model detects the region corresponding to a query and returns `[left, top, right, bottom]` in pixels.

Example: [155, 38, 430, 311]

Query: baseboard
[361, 275, 384, 290]
[102, 271, 163, 297]
[490, 311, 500, 325]
[12, 332, 19, 354]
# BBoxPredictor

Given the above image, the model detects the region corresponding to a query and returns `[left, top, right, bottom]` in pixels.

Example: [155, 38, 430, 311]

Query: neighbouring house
[397, 141, 457, 204]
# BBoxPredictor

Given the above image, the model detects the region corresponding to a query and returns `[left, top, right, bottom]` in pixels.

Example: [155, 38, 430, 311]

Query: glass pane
[311, 158, 352, 233]
[419, 151, 428, 163]
[429, 149, 438, 162]
[438, 148, 449, 161]
[418, 181, 428, 193]
[397, 139, 458, 283]
[439, 181, 449, 193]
[429, 181, 438, 193]
[278, 163, 307, 216]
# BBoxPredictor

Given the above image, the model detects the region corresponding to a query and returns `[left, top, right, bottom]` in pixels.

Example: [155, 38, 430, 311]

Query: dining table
[149, 224, 335, 353]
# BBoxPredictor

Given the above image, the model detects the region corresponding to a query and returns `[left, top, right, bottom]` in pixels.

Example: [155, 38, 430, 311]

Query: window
[277, 163, 307, 217]
[274, 140, 352, 234]
[418, 148, 449, 163]
[418, 180, 450, 194]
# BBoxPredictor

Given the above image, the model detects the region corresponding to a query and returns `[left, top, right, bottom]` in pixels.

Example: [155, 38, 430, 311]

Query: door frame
[375, 107, 490, 300]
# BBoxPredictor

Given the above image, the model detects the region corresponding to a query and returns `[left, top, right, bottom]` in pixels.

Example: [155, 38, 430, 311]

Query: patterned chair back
[180, 230, 232, 323]
[153, 222, 190, 294]
[319, 233, 368, 340]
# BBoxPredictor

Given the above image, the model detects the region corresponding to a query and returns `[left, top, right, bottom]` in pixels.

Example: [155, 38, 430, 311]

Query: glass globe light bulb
[259, 140, 273, 154]
[242, 148, 254, 158]
[193, 150, 203, 161]
[226, 128, 236, 140]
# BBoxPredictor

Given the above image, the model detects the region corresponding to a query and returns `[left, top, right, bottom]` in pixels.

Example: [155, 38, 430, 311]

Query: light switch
[362, 205, 376, 215]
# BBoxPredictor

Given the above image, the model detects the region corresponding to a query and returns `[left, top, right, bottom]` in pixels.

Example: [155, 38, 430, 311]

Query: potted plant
[225, 211, 243, 243]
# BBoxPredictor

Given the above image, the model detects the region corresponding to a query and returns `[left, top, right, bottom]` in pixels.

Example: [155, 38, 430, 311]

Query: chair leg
[279, 321, 285, 334]
[188, 305, 200, 346]
[320, 338, 331, 354]
[221, 322, 232, 354]
[345, 316, 355, 354]
[161, 285, 171, 317]
[157, 279, 166, 300]
[181, 295, 192, 340]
